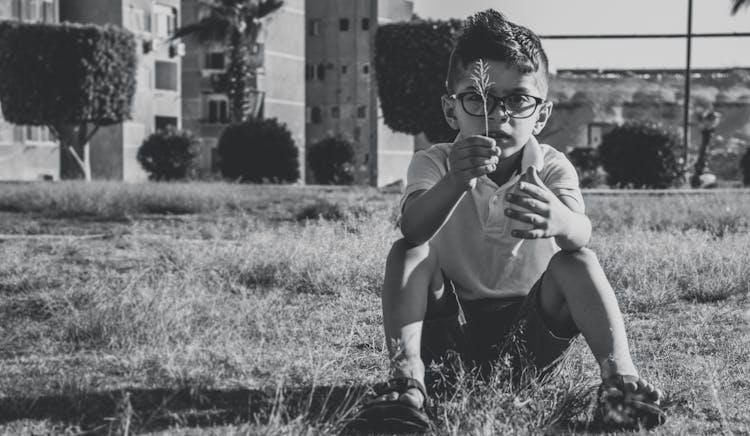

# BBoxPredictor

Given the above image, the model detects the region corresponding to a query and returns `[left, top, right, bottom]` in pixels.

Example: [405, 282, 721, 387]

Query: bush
[567, 147, 602, 188]
[741, 147, 750, 186]
[375, 20, 463, 143]
[599, 121, 685, 188]
[307, 137, 356, 185]
[0, 21, 136, 126]
[217, 117, 299, 183]
[137, 129, 199, 181]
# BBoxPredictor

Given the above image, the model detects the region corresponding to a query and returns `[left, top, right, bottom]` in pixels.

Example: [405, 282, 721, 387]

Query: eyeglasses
[450, 92, 544, 119]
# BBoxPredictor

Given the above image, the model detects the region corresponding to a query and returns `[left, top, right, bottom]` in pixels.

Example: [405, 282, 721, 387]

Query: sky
[410, 0, 750, 70]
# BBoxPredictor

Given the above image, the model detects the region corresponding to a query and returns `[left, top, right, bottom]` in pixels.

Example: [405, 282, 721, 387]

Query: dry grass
[0, 182, 748, 435]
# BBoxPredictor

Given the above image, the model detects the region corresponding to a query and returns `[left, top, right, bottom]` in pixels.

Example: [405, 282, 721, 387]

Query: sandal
[346, 377, 432, 434]
[596, 374, 667, 430]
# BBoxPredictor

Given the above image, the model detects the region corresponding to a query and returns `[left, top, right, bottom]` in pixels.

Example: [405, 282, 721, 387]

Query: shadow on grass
[0, 385, 369, 434]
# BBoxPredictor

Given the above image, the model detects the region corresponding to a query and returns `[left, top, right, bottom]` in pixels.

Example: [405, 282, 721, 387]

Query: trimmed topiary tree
[217, 117, 299, 183]
[375, 19, 463, 143]
[741, 147, 750, 186]
[0, 21, 137, 180]
[137, 128, 199, 181]
[307, 137, 356, 185]
[599, 121, 685, 188]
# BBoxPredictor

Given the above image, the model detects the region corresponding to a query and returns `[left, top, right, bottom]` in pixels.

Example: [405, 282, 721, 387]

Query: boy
[353, 9, 665, 433]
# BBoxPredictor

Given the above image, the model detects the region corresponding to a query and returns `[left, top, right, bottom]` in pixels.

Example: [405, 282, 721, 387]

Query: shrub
[567, 147, 602, 188]
[598, 121, 685, 188]
[375, 20, 463, 143]
[217, 117, 299, 183]
[137, 129, 199, 181]
[741, 147, 750, 186]
[307, 137, 355, 185]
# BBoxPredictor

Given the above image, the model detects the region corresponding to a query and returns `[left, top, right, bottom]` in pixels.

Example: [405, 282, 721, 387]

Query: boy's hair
[446, 9, 550, 97]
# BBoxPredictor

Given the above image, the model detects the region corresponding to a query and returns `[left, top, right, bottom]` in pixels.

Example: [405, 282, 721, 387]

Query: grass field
[0, 182, 749, 435]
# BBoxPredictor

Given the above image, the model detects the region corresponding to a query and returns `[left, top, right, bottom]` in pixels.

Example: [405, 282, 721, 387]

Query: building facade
[305, 0, 414, 186]
[60, 0, 182, 181]
[181, 0, 306, 180]
[0, 0, 59, 181]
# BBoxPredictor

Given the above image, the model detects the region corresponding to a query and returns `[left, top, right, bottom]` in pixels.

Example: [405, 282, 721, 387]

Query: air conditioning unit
[169, 42, 186, 58]
[142, 39, 153, 54]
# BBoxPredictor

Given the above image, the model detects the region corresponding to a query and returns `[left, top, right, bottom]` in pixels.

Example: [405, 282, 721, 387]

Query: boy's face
[441, 60, 553, 154]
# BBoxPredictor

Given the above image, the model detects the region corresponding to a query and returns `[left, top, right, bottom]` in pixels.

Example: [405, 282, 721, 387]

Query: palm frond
[258, 0, 284, 19]
[731, 0, 749, 14]
[171, 16, 233, 43]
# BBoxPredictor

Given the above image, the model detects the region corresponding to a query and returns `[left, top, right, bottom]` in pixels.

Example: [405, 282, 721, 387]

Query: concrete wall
[544, 72, 750, 181]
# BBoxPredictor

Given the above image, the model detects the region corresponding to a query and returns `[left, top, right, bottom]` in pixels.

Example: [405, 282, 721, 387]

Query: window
[155, 116, 178, 131]
[153, 5, 176, 39]
[341, 64, 348, 74]
[305, 64, 314, 80]
[126, 7, 149, 33]
[361, 18, 370, 31]
[155, 61, 178, 90]
[357, 105, 367, 119]
[11, 0, 21, 19]
[42, 0, 54, 23]
[331, 106, 340, 119]
[208, 99, 229, 123]
[311, 107, 322, 124]
[205, 51, 225, 70]
[24, 125, 52, 143]
[363, 64, 369, 74]
[316, 64, 325, 80]
[308, 19, 320, 36]
[339, 18, 349, 31]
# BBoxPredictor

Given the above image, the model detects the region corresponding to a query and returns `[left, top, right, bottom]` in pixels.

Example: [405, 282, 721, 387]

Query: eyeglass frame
[449, 91, 546, 119]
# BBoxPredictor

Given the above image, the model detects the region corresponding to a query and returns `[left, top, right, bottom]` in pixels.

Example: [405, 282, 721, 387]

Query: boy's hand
[505, 167, 574, 239]
[446, 135, 501, 190]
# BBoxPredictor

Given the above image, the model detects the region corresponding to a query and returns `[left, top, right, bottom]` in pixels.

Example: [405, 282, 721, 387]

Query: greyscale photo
[0, 1, 748, 434]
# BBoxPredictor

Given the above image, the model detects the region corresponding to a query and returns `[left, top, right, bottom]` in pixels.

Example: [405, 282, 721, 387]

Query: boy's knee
[388, 238, 432, 262]
[549, 247, 599, 275]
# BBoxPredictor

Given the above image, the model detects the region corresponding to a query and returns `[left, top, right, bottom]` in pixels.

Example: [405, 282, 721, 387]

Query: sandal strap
[372, 377, 429, 408]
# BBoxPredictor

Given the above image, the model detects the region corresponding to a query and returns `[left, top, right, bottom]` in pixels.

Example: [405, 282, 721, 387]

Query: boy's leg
[538, 247, 656, 388]
[379, 238, 447, 408]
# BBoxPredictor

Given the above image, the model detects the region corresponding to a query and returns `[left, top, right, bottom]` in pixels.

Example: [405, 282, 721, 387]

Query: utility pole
[683, 0, 694, 168]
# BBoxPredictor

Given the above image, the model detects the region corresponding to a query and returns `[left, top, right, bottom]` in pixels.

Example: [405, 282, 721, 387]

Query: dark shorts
[421, 274, 579, 374]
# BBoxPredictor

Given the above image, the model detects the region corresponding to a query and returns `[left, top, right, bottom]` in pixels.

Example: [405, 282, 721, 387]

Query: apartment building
[181, 0, 306, 180]
[306, 0, 414, 186]
[60, 0, 182, 181]
[0, 0, 59, 180]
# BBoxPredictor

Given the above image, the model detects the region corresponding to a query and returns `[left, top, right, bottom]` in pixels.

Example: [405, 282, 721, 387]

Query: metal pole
[683, 0, 693, 169]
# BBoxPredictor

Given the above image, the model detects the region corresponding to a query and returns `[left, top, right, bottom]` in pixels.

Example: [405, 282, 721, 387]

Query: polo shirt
[399, 136, 585, 300]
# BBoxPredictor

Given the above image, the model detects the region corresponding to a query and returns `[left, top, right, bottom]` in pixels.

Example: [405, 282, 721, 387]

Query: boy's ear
[441, 94, 460, 130]
[533, 101, 553, 135]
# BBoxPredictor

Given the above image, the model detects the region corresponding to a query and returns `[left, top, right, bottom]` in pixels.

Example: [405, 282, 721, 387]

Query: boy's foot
[347, 377, 431, 434]
[595, 374, 666, 430]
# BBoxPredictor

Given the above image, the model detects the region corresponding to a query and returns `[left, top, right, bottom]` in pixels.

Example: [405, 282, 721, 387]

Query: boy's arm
[553, 195, 591, 251]
[400, 174, 472, 246]
[400, 136, 500, 246]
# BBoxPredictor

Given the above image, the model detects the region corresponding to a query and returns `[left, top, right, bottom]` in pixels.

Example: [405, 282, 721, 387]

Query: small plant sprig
[470, 59, 494, 136]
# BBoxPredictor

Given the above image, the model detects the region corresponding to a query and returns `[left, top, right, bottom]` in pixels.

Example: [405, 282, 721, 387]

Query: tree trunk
[227, 30, 252, 123]
[54, 124, 91, 181]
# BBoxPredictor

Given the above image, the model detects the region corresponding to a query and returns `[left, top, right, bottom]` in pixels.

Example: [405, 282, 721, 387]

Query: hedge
[599, 121, 685, 189]
[375, 20, 463, 143]
[0, 21, 136, 126]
